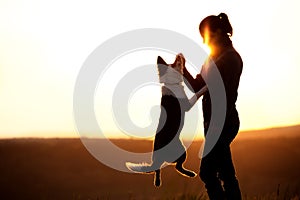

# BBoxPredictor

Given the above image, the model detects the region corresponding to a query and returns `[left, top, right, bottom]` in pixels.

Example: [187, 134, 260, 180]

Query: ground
[1, 126, 300, 200]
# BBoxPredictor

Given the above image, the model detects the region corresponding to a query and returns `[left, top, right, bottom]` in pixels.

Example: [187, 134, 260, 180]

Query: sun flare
[202, 43, 211, 55]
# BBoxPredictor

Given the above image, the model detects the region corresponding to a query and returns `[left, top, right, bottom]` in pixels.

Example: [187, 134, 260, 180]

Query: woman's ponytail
[218, 13, 233, 37]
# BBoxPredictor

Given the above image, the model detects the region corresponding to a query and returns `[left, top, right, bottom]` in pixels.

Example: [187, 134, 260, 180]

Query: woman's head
[199, 13, 233, 49]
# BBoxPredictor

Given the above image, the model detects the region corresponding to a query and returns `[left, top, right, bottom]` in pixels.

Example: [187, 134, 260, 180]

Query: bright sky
[0, 0, 300, 138]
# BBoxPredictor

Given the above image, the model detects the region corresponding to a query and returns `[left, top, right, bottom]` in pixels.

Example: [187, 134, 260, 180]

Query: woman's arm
[183, 67, 206, 93]
[187, 85, 208, 110]
[182, 85, 208, 112]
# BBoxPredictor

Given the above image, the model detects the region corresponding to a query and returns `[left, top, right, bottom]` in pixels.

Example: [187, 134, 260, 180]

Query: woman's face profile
[202, 27, 221, 48]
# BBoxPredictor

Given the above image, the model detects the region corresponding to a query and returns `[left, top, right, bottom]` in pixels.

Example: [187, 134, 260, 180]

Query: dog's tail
[126, 162, 155, 173]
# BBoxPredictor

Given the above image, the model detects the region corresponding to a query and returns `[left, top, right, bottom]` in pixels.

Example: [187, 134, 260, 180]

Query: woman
[183, 13, 243, 200]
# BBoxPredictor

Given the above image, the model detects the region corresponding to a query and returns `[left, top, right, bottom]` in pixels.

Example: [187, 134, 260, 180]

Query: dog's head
[157, 54, 185, 84]
[157, 53, 185, 75]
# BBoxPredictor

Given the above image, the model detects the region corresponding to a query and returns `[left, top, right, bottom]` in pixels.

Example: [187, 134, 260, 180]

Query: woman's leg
[200, 145, 225, 200]
[218, 145, 242, 200]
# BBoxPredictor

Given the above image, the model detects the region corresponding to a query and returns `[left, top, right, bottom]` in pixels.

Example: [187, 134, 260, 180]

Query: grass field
[1, 126, 300, 200]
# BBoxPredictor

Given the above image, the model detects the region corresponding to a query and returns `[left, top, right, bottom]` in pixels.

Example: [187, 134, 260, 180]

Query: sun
[202, 43, 211, 55]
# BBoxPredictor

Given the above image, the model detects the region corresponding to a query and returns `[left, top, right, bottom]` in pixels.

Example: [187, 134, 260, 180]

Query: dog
[126, 53, 207, 187]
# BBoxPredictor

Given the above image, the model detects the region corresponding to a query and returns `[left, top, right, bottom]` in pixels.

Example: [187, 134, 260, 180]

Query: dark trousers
[200, 123, 242, 200]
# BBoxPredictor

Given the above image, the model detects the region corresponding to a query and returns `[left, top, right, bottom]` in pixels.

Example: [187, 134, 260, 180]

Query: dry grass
[0, 127, 300, 199]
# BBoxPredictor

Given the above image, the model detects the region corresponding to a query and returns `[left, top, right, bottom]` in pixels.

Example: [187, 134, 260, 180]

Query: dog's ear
[157, 56, 168, 76]
[157, 56, 167, 65]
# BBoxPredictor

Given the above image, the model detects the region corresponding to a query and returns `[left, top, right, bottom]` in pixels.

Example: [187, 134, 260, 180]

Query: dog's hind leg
[154, 169, 161, 187]
[176, 164, 197, 178]
[151, 158, 163, 187]
[175, 152, 197, 178]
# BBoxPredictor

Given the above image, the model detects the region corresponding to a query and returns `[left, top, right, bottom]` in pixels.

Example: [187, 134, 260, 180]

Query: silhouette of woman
[183, 13, 243, 200]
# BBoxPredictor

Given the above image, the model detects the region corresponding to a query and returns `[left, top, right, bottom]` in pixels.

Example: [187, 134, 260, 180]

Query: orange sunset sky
[0, 0, 300, 138]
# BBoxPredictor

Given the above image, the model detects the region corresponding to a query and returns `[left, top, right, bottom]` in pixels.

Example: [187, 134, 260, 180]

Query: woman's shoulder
[216, 48, 243, 75]
[219, 47, 243, 67]
[228, 48, 242, 63]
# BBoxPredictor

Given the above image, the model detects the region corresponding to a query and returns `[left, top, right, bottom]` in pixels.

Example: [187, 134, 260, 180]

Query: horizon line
[1, 123, 300, 140]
